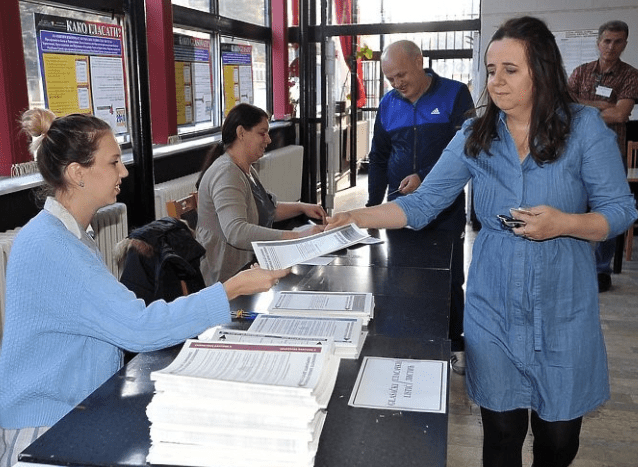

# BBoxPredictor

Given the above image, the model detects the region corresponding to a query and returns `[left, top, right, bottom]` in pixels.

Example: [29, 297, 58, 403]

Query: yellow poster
[42, 53, 92, 116]
[175, 62, 193, 125]
[223, 65, 238, 116]
[221, 43, 253, 116]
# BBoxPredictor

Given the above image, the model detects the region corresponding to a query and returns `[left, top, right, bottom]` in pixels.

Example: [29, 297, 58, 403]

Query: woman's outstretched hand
[325, 211, 355, 231]
[223, 264, 290, 301]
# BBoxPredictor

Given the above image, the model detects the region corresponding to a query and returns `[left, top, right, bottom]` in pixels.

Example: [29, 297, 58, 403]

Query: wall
[478, 0, 638, 120]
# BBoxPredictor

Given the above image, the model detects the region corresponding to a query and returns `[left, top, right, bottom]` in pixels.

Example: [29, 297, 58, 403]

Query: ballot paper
[251, 223, 370, 270]
[267, 290, 375, 325]
[348, 357, 448, 413]
[248, 314, 367, 359]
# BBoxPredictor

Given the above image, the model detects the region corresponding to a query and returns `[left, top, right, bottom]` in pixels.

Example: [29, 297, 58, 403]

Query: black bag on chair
[117, 217, 206, 305]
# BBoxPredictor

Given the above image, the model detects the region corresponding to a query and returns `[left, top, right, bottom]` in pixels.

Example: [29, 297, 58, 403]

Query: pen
[387, 188, 402, 197]
[231, 309, 260, 320]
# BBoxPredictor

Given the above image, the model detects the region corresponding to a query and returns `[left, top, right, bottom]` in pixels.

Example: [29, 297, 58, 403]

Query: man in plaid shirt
[569, 20, 638, 293]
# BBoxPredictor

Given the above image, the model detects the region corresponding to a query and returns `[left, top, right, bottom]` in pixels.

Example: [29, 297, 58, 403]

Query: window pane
[220, 37, 267, 114]
[352, 0, 479, 25]
[220, 0, 267, 26]
[431, 58, 473, 83]
[173, 27, 218, 135]
[172, 0, 211, 13]
[288, 45, 300, 117]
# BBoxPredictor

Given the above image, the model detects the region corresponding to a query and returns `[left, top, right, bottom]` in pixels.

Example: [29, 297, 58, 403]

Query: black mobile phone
[497, 214, 526, 229]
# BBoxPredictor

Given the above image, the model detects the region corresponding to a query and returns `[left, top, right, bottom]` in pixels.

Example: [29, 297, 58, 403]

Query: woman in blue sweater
[0, 109, 288, 466]
[327, 16, 637, 467]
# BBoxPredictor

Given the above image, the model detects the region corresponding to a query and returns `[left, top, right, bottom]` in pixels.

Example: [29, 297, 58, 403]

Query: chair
[166, 192, 198, 231]
[625, 141, 638, 261]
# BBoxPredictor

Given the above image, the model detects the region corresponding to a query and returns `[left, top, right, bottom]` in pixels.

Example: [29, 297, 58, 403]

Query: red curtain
[334, 0, 367, 108]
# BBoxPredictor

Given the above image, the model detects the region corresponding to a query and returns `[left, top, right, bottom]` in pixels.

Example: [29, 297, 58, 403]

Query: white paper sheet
[252, 223, 370, 269]
[349, 357, 447, 413]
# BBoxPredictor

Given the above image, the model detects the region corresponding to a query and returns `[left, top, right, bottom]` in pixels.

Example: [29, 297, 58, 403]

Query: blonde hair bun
[21, 108, 57, 157]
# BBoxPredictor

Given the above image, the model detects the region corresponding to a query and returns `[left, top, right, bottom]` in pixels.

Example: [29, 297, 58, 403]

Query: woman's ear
[236, 125, 245, 142]
[65, 162, 85, 188]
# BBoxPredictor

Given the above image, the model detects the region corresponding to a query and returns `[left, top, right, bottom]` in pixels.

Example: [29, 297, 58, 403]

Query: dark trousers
[480, 407, 583, 467]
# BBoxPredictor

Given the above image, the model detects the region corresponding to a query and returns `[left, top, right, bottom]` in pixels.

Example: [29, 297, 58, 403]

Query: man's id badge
[595, 85, 613, 98]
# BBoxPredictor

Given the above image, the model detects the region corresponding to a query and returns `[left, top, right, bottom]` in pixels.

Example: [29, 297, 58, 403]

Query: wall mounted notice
[554, 29, 599, 78]
[34, 13, 128, 134]
[173, 34, 213, 126]
[221, 43, 254, 116]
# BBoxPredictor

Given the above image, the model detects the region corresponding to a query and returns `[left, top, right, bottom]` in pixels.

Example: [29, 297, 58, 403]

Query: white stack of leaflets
[146, 338, 339, 467]
[246, 314, 367, 359]
[266, 290, 375, 326]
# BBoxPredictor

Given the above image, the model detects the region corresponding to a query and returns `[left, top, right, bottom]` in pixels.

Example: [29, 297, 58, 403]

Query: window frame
[172, 4, 273, 139]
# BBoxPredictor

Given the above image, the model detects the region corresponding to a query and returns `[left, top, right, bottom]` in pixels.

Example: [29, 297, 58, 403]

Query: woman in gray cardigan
[196, 104, 326, 285]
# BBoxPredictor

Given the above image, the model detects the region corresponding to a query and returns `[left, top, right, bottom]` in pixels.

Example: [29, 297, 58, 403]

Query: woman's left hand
[300, 203, 327, 224]
[512, 205, 565, 241]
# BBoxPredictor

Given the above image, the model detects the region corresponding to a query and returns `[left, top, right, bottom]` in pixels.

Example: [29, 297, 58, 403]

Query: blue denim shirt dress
[395, 105, 638, 421]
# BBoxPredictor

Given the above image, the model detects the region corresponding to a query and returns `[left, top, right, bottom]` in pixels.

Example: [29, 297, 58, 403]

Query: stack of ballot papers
[146, 339, 340, 467]
[198, 327, 343, 358]
[246, 313, 367, 359]
[266, 290, 375, 326]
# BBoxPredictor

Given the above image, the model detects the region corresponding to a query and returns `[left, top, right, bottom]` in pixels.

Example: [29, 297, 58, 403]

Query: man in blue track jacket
[367, 40, 474, 374]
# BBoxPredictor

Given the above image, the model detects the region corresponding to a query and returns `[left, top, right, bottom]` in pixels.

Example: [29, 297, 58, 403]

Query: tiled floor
[333, 175, 638, 467]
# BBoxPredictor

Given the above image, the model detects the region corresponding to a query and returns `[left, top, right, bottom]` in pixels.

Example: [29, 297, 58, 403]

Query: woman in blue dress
[327, 16, 637, 467]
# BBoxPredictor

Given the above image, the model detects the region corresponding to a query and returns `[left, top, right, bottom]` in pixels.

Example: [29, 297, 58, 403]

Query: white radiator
[253, 145, 304, 202]
[0, 228, 21, 344]
[154, 173, 199, 219]
[90, 202, 128, 278]
[11, 161, 39, 177]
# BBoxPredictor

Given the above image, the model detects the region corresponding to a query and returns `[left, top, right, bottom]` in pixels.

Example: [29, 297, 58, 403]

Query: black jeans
[480, 407, 583, 467]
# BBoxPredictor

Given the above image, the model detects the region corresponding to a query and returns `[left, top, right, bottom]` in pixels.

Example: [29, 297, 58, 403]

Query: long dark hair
[21, 108, 112, 196]
[196, 103, 269, 189]
[465, 16, 574, 164]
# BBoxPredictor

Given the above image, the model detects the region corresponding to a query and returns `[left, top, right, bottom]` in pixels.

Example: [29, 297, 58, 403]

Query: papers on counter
[268, 290, 375, 325]
[201, 290, 375, 359]
[349, 357, 448, 413]
[198, 326, 333, 348]
[252, 223, 370, 269]
[146, 338, 340, 467]
[247, 314, 367, 359]
[201, 309, 367, 359]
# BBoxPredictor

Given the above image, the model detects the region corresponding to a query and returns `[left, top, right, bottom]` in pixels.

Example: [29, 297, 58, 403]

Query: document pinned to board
[252, 223, 370, 270]
[348, 357, 448, 413]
